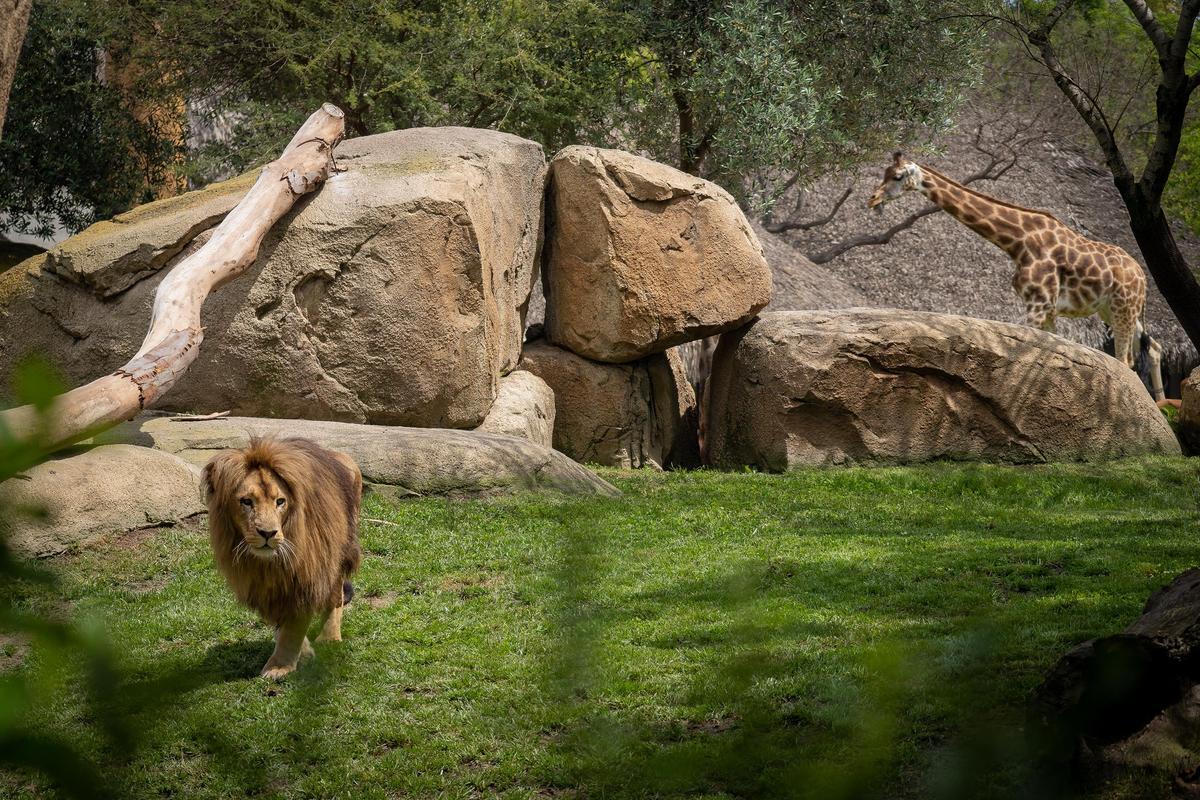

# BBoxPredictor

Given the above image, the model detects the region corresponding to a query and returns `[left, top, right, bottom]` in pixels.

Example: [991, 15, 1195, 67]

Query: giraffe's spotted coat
[866, 153, 1165, 400]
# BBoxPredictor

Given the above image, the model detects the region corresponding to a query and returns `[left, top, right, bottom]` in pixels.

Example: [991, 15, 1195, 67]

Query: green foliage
[3, 0, 986, 227]
[1164, 122, 1200, 235]
[3, 458, 1198, 798]
[0, 2, 182, 238]
[626, 0, 983, 209]
[0, 361, 117, 797]
[119, 0, 638, 184]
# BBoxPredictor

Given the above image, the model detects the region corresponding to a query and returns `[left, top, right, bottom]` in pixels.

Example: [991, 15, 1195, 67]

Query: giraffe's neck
[914, 165, 1029, 258]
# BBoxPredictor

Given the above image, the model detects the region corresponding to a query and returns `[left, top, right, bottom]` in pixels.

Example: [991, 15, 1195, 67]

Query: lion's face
[231, 467, 293, 561]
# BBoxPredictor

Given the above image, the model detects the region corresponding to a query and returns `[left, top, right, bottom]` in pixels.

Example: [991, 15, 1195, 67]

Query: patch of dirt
[685, 716, 739, 736]
[111, 527, 166, 551]
[371, 737, 410, 755]
[437, 573, 505, 597]
[0, 633, 29, 672]
[362, 590, 399, 609]
[124, 574, 171, 595]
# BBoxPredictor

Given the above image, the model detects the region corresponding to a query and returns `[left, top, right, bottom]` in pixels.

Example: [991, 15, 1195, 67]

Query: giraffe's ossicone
[868, 151, 1165, 402]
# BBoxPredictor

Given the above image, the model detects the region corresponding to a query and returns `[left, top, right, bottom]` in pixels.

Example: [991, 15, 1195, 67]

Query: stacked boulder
[1180, 367, 1200, 454]
[523, 146, 772, 467]
[0, 134, 771, 471]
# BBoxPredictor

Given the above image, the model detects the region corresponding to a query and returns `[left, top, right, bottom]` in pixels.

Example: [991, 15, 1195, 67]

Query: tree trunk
[0, 0, 33, 140]
[1124, 199, 1200, 351]
[0, 103, 346, 453]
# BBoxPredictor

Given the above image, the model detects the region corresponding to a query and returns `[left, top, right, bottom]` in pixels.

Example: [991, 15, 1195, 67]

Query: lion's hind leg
[262, 613, 314, 680]
[315, 582, 346, 643]
[316, 605, 343, 643]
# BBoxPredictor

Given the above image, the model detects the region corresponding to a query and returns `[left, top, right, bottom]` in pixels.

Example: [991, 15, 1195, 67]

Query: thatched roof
[767, 118, 1200, 395]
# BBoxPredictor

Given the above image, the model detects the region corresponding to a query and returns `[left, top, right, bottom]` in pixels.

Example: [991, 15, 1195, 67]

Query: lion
[202, 437, 363, 679]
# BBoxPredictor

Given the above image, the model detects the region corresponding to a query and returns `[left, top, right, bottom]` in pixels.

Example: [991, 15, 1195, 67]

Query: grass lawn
[2, 458, 1199, 799]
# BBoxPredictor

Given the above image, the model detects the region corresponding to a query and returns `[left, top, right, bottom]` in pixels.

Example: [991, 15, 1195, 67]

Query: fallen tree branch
[0, 103, 346, 453]
[168, 410, 231, 422]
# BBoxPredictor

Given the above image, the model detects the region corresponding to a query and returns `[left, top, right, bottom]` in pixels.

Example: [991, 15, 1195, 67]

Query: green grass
[3, 458, 1200, 799]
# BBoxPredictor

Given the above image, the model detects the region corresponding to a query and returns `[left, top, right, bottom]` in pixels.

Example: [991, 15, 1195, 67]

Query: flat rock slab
[0, 444, 205, 557]
[103, 416, 618, 498]
[704, 309, 1180, 469]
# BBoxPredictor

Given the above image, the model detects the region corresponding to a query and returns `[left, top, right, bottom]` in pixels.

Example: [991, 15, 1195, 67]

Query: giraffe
[867, 152, 1165, 402]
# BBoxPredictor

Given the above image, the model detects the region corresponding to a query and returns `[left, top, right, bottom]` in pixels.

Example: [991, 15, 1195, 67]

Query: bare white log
[0, 103, 346, 451]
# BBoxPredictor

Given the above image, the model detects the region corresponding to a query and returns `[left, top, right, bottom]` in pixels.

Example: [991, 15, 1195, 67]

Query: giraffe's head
[867, 152, 923, 210]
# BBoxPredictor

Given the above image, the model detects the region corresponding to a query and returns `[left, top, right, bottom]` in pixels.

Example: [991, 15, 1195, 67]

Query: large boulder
[519, 340, 699, 468]
[475, 370, 555, 448]
[1179, 366, 1200, 454]
[0, 127, 547, 428]
[0, 445, 204, 557]
[704, 309, 1180, 469]
[543, 146, 771, 363]
[102, 415, 618, 498]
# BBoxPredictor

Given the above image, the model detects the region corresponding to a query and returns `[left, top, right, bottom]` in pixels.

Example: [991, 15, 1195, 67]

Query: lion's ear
[202, 451, 241, 503]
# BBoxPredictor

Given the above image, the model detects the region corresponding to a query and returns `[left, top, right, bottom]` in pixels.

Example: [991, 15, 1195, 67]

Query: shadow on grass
[199, 639, 273, 681]
[535, 506, 1077, 800]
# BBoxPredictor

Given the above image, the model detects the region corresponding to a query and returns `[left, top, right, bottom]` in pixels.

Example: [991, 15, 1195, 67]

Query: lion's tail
[343, 580, 355, 606]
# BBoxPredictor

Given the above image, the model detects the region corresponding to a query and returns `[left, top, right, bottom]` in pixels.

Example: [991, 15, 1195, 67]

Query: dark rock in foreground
[1029, 569, 1200, 791]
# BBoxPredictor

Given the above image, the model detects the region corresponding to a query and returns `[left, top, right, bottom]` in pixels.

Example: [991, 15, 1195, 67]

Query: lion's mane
[203, 437, 363, 626]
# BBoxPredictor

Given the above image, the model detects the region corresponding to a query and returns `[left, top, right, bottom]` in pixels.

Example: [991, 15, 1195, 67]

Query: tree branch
[806, 204, 942, 264]
[1168, 0, 1200, 77]
[1026, 17, 1136, 191]
[764, 186, 853, 233]
[1038, 0, 1077, 38]
[804, 150, 1018, 265]
[1122, 0, 1171, 62]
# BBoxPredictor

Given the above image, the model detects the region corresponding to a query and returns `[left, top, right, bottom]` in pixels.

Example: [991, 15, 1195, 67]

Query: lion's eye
[239, 497, 252, 507]
[275, 498, 285, 507]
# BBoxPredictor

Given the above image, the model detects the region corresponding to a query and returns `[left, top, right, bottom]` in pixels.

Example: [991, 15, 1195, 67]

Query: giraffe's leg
[1024, 300, 1056, 332]
[1022, 277, 1057, 333]
[1112, 319, 1136, 370]
[1139, 321, 1166, 403]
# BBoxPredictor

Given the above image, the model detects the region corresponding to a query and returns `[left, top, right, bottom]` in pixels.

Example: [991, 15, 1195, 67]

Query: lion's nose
[257, 529, 277, 541]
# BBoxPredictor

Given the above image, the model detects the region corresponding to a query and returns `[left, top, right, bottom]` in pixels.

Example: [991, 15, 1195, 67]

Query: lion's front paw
[261, 662, 296, 680]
